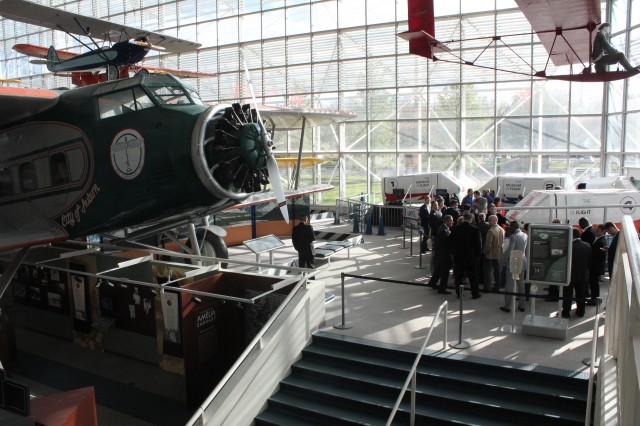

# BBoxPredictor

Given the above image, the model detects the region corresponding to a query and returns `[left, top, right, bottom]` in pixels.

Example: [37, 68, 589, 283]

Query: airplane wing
[0, 230, 68, 252]
[0, 0, 200, 53]
[0, 86, 60, 128]
[131, 65, 217, 79]
[514, 0, 601, 66]
[258, 106, 357, 130]
[230, 184, 335, 210]
[276, 157, 330, 168]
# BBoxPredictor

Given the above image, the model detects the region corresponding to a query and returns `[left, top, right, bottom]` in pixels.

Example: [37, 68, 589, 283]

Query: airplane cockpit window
[0, 168, 13, 196]
[19, 162, 37, 192]
[146, 85, 198, 105]
[50, 153, 70, 186]
[98, 87, 154, 119]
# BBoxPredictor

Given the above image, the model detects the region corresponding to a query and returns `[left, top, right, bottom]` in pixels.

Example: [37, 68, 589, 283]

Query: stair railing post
[582, 297, 603, 366]
[334, 272, 352, 330]
[449, 285, 471, 349]
[411, 370, 416, 426]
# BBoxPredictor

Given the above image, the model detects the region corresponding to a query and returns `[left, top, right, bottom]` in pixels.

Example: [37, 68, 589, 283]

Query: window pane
[429, 85, 460, 118]
[312, 1, 337, 32]
[463, 118, 494, 150]
[339, 0, 366, 28]
[626, 112, 640, 152]
[366, 0, 395, 25]
[344, 122, 367, 151]
[398, 120, 426, 151]
[532, 117, 568, 151]
[398, 87, 427, 120]
[497, 118, 531, 151]
[344, 154, 368, 196]
[429, 119, 460, 151]
[369, 121, 396, 150]
[569, 116, 602, 152]
[287, 5, 310, 35]
[606, 115, 622, 152]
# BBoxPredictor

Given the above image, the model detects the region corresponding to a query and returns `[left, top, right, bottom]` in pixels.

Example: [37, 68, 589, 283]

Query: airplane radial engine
[192, 103, 272, 202]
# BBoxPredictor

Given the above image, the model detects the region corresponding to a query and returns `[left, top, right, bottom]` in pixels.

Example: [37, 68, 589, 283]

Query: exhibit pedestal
[522, 314, 568, 339]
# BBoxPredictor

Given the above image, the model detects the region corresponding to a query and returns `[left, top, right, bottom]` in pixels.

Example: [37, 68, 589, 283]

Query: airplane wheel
[188, 230, 229, 269]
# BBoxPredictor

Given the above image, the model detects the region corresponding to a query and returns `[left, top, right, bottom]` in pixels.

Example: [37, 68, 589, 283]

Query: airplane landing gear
[185, 225, 229, 269]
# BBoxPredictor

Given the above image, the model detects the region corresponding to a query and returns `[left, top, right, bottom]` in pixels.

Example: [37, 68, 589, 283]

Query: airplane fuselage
[0, 74, 268, 249]
[49, 41, 149, 74]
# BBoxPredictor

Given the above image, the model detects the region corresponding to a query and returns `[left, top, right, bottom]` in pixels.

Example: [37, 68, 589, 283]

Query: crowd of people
[418, 190, 617, 318]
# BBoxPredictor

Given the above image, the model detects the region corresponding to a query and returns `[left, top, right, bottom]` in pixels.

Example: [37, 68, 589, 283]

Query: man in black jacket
[579, 217, 596, 244]
[292, 214, 316, 268]
[427, 215, 454, 294]
[592, 22, 639, 73]
[587, 225, 607, 306]
[562, 228, 592, 318]
[604, 222, 620, 279]
[450, 212, 482, 299]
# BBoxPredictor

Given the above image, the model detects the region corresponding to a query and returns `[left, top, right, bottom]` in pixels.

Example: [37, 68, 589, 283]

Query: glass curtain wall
[0, 0, 638, 204]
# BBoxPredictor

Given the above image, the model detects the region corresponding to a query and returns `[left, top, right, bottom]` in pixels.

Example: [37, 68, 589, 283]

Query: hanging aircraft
[12, 43, 217, 87]
[399, 0, 640, 82]
[0, 0, 215, 85]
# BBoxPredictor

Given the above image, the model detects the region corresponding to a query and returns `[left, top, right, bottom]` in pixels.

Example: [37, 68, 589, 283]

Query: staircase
[255, 331, 592, 425]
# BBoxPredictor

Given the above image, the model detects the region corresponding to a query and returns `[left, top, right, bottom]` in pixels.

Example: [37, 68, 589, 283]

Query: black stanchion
[449, 285, 471, 349]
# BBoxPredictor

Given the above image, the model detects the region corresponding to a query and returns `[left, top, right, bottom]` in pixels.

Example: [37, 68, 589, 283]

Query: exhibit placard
[526, 224, 572, 287]
[243, 234, 285, 254]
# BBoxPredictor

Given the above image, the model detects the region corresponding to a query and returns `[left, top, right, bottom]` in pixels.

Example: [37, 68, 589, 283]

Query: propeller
[243, 61, 289, 223]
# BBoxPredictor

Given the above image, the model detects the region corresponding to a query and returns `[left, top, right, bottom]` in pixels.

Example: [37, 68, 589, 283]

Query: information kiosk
[522, 224, 573, 339]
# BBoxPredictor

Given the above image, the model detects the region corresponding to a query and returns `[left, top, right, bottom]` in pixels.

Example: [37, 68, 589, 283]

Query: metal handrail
[386, 301, 449, 426]
[585, 311, 602, 426]
[185, 274, 309, 425]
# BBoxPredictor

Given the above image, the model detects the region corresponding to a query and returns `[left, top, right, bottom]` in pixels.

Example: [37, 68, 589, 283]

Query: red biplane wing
[514, 0, 601, 66]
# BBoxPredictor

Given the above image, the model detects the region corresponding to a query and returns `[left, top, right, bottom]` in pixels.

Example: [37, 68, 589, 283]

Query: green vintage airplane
[0, 74, 349, 275]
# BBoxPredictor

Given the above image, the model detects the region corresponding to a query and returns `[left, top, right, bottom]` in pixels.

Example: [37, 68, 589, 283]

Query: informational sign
[243, 235, 285, 254]
[526, 224, 572, 287]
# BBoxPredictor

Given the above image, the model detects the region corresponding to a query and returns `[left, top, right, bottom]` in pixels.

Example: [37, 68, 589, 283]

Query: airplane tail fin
[46, 46, 59, 72]
[405, 0, 436, 59]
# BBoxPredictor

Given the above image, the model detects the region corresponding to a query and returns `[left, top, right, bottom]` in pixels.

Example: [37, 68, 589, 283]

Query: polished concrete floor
[0, 219, 604, 424]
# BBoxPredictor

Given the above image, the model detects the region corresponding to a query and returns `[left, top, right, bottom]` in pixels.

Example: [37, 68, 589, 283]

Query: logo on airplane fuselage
[111, 129, 145, 180]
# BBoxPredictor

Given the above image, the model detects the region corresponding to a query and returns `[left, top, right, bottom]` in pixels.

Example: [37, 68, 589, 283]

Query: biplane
[399, 0, 640, 82]
[0, 0, 216, 86]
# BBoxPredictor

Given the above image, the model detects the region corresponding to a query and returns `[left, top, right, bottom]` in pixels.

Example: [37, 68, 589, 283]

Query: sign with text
[526, 224, 572, 287]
